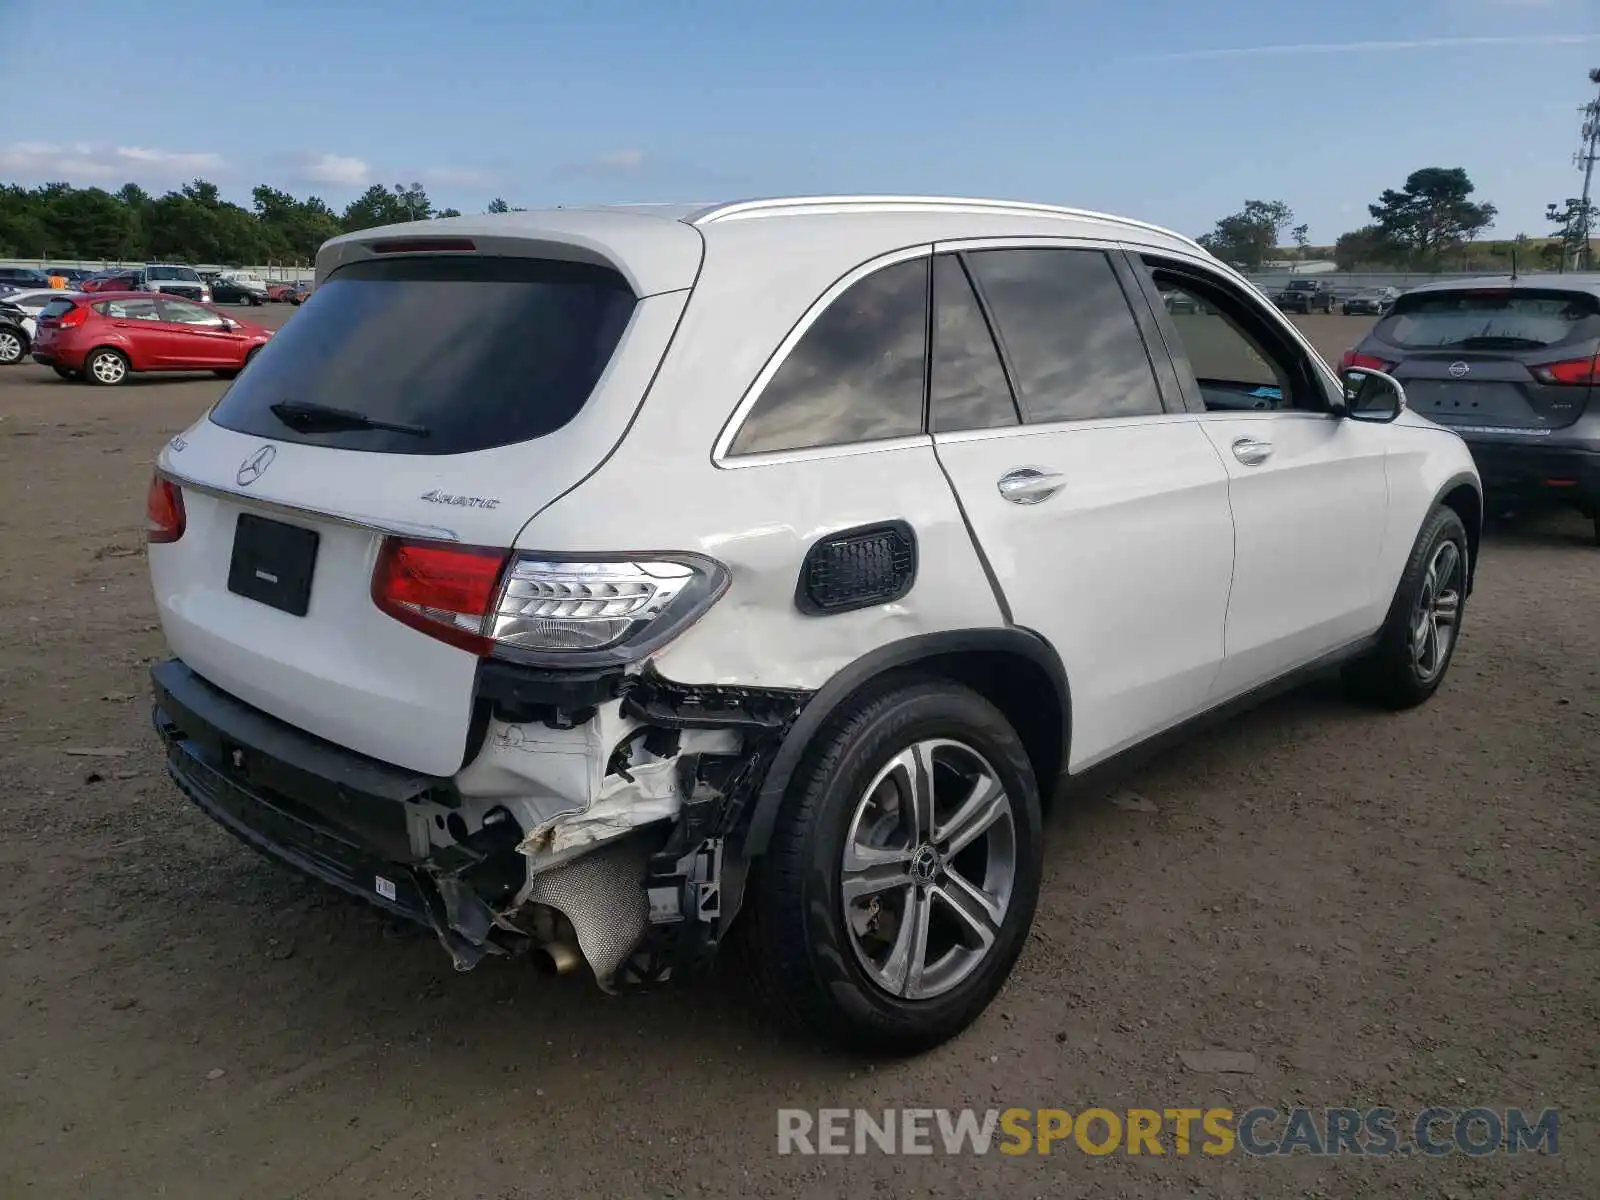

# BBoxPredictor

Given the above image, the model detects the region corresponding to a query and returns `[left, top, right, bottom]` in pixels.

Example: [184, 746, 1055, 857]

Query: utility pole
[394, 181, 426, 222]
[1574, 68, 1600, 271]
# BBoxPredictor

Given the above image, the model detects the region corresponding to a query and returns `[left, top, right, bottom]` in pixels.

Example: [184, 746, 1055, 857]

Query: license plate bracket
[227, 512, 319, 617]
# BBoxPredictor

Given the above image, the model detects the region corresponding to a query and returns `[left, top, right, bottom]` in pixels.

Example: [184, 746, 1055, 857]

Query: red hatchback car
[31, 292, 274, 385]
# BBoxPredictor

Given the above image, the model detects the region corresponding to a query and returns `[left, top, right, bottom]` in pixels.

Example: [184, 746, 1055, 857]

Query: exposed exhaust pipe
[534, 940, 582, 976]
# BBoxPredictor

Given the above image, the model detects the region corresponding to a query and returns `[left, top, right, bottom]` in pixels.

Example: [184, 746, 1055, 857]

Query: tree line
[0, 180, 530, 265]
[1198, 166, 1596, 273]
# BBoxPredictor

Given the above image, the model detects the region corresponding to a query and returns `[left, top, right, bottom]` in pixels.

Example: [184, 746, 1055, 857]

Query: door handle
[996, 467, 1065, 505]
[1231, 437, 1273, 467]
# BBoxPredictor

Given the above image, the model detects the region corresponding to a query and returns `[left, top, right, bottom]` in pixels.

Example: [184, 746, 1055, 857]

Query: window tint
[1149, 271, 1301, 412]
[964, 249, 1162, 423]
[159, 298, 222, 326]
[39, 298, 78, 319]
[729, 257, 928, 456]
[930, 255, 1017, 432]
[209, 255, 637, 456]
[97, 297, 162, 321]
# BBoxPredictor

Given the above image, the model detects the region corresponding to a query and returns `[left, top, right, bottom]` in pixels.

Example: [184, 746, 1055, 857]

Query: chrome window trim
[714, 434, 934, 470]
[156, 466, 461, 542]
[711, 243, 934, 468]
[932, 411, 1196, 446]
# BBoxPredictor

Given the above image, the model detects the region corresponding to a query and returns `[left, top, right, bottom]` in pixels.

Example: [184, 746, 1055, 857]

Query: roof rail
[687, 195, 1203, 251]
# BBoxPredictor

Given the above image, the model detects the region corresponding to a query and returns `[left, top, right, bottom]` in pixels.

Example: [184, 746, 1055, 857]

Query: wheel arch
[1433, 471, 1482, 595]
[740, 627, 1072, 858]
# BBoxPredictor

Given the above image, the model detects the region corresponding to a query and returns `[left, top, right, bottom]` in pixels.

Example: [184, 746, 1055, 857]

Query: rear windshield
[1375, 288, 1600, 351]
[208, 255, 637, 455]
[39, 298, 77, 319]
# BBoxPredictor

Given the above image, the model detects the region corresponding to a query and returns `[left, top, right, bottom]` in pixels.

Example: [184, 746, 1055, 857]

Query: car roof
[317, 194, 1211, 297]
[1400, 273, 1600, 300]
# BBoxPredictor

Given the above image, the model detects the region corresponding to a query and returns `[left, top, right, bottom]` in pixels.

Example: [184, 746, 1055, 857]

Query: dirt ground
[0, 310, 1595, 1199]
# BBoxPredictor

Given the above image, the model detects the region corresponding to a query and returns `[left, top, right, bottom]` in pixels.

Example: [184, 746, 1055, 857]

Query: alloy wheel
[841, 738, 1018, 1001]
[0, 330, 22, 364]
[1411, 539, 1463, 682]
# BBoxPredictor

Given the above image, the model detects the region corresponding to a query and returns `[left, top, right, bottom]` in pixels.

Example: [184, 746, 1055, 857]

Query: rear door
[1365, 285, 1599, 434]
[150, 248, 693, 776]
[96, 295, 170, 364]
[928, 244, 1236, 770]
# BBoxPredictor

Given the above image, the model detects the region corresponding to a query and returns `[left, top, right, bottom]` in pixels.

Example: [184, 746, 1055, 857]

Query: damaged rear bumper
[150, 657, 808, 984]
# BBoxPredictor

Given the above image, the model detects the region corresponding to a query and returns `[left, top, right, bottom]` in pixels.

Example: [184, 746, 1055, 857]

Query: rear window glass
[1376, 289, 1600, 350]
[39, 298, 77, 319]
[209, 255, 637, 455]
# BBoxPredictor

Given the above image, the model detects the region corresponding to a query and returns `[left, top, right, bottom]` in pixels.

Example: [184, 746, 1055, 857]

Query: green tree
[1368, 168, 1496, 266]
[1195, 200, 1294, 270]
[1546, 197, 1597, 270]
[1290, 223, 1310, 258]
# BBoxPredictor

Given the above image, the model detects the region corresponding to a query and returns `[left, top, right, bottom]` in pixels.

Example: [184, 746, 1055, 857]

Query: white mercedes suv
[146, 196, 1481, 1053]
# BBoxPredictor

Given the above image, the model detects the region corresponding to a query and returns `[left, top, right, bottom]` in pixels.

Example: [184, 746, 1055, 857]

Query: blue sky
[2, 0, 1597, 242]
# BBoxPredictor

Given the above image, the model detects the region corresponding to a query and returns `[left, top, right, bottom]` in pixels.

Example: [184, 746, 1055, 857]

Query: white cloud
[550, 148, 651, 181]
[1138, 32, 1600, 61]
[296, 152, 372, 187]
[0, 141, 227, 180]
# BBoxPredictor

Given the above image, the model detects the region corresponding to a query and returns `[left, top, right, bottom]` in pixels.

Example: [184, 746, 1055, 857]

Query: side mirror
[1340, 367, 1406, 423]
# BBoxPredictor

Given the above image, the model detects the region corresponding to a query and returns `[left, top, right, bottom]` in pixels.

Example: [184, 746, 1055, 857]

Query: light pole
[394, 181, 426, 221]
[1574, 69, 1600, 271]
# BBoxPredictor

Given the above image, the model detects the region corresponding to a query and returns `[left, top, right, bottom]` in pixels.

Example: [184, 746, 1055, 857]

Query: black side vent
[796, 521, 918, 616]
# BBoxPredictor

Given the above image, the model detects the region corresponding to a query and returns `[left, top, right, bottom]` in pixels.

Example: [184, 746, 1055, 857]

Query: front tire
[1344, 505, 1469, 709]
[741, 677, 1044, 1055]
[52, 366, 80, 380]
[84, 347, 129, 386]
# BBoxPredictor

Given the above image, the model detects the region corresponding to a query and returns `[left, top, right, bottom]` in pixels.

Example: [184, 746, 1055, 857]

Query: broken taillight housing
[371, 540, 728, 665]
[146, 475, 185, 543]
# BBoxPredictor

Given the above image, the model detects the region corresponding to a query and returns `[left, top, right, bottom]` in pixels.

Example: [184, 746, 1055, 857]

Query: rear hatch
[151, 230, 700, 775]
[31, 295, 80, 349]
[1365, 285, 1599, 434]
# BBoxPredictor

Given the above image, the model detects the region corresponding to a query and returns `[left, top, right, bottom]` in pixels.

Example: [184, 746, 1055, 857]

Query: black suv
[1274, 279, 1337, 314]
[1341, 276, 1599, 543]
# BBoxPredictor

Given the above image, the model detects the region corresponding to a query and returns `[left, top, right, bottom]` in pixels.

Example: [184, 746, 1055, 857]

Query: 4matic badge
[420, 489, 500, 510]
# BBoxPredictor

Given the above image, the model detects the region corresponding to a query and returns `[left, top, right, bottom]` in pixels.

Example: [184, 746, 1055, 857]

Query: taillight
[146, 476, 185, 544]
[1528, 355, 1599, 386]
[1338, 350, 1394, 373]
[57, 305, 87, 329]
[371, 539, 729, 663]
[371, 539, 509, 655]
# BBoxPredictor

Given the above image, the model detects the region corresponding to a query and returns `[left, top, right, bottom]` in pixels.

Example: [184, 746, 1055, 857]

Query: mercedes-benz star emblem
[1448, 361, 1470, 379]
[236, 445, 277, 486]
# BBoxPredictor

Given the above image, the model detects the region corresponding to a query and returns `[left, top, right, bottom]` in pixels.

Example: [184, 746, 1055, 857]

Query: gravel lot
[0, 310, 1594, 1198]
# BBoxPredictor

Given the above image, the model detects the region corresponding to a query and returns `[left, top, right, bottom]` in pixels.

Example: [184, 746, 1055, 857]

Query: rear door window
[727, 256, 929, 456]
[963, 248, 1164, 423]
[97, 297, 162, 321]
[930, 254, 1018, 432]
[208, 255, 638, 456]
[1375, 289, 1600, 351]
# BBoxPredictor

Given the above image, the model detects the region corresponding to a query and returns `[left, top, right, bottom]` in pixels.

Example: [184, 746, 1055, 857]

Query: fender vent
[796, 521, 917, 616]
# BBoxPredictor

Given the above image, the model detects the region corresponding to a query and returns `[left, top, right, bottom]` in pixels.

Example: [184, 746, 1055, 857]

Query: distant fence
[1, 258, 314, 282]
[1245, 269, 1568, 296]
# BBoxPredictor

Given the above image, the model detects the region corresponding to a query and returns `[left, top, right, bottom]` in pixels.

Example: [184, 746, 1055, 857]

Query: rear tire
[1344, 505, 1469, 709]
[84, 347, 129, 386]
[740, 676, 1044, 1055]
[52, 366, 80, 380]
[0, 327, 25, 365]
[213, 369, 239, 380]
